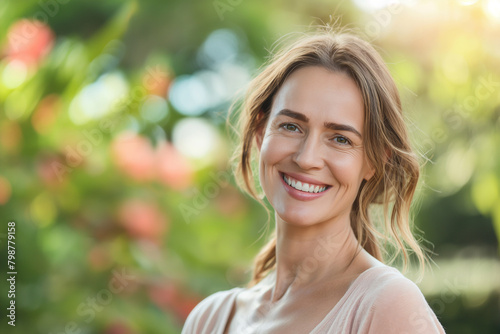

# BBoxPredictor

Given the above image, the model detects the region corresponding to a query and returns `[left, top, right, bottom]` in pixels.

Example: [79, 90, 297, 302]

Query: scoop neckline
[222, 264, 390, 334]
[310, 264, 391, 333]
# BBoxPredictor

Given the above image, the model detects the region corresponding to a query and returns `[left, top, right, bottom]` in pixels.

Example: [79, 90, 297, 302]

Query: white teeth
[283, 174, 328, 193]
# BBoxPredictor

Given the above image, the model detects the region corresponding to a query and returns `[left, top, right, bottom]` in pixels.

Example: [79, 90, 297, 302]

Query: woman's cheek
[328, 152, 364, 184]
[261, 134, 294, 161]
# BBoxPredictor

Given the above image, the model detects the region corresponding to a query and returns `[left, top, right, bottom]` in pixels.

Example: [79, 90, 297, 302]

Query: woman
[182, 28, 446, 333]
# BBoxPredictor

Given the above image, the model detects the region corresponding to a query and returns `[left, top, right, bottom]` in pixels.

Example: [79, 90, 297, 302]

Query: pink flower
[117, 199, 168, 242]
[37, 153, 68, 187]
[111, 132, 156, 182]
[5, 19, 55, 66]
[111, 132, 194, 189]
[148, 282, 202, 321]
[156, 141, 194, 190]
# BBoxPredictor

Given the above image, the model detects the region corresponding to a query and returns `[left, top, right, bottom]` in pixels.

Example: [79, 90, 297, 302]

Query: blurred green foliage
[0, 0, 499, 333]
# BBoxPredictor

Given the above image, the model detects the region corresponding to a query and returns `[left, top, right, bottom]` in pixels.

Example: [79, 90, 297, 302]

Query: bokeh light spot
[30, 192, 56, 227]
[169, 75, 209, 116]
[118, 199, 168, 243]
[172, 118, 222, 165]
[352, 0, 402, 12]
[197, 29, 239, 68]
[459, 0, 479, 5]
[0, 176, 12, 205]
[156, 141, 194, 190]
[445, 147, 475, 191]
[471, 174, 499, 215]
[140, 95, 169, 123]
[31, 94, 60, 134]
[2, 59, 28, 89]
[0, 121, 22, 153]
[442, 53, 469, 84]
[5, 90, 30, 120]
[111, 132, 156, 181]
[6, 19, 55, 66]
[484, 0, 500, 19]
[69, 71, 129, 125]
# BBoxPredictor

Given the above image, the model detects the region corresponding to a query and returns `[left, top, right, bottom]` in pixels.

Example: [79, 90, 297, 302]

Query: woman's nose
[291, 134, 324, 170]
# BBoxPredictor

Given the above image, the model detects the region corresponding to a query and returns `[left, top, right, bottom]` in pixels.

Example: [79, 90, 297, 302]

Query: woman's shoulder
[352, 265, 446, 333]
[353, 265, 430, 311]
[181, 287, 243, 334]
[359, 264, 418, 291]
[358, 265, 427, 304]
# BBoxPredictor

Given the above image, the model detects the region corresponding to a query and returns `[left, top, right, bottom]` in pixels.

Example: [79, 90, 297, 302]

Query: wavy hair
[228, 27, 429, 287]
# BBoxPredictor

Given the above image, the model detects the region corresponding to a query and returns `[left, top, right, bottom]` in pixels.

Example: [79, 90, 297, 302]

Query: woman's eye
[333, 136, 351, 145]
[281, 123, 299, 132]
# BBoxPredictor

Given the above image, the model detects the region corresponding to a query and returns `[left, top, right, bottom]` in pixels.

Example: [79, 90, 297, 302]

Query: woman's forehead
[270, 66, 365, 131]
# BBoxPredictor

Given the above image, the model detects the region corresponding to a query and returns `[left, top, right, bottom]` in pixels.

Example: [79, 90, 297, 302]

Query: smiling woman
[182, 27, 446, 334]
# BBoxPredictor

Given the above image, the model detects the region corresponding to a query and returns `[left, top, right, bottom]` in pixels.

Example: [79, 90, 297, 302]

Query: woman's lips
[281, 171, 330, 187]
[279, 172, 331, 201]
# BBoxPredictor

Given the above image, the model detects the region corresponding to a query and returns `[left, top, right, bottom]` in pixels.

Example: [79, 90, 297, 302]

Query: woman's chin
[275, 209, 325, 228]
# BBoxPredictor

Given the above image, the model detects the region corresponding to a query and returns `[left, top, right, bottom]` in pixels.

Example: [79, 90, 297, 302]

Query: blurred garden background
[0, 0, 499, 333]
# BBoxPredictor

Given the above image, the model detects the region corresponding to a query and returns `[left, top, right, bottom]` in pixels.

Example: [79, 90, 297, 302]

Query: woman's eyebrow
[276, 108, 362, 139]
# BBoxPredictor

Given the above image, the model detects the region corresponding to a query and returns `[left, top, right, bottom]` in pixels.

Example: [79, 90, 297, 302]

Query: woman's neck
[269, 213, 362, 303]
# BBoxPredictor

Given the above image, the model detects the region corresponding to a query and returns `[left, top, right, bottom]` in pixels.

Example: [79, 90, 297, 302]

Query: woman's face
[256, 66, 374, 227]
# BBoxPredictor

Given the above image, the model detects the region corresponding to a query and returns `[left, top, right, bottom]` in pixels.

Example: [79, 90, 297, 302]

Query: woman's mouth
[280, 172, 331, 194]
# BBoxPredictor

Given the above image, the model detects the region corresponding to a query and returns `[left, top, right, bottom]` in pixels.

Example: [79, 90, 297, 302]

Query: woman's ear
[364, 147, 391, 181]
[363, 163, 376, 181]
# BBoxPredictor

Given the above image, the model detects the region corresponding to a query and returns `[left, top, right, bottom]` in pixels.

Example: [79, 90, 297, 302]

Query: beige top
[182, 265, 446, 333]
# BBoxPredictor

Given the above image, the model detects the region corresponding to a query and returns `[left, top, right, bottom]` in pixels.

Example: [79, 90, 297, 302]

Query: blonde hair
[228, 27, 429, 287]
